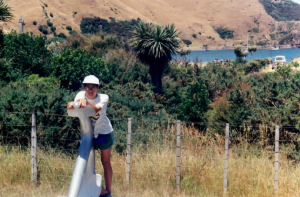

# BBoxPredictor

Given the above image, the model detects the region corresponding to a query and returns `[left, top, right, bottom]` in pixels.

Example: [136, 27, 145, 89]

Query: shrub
[47, 21, 53, 27]
[192, 34, 197, 39]
[44, 3, 47, 7]
[244, 58, 271, 74]
[42, 28, 48, 35]
[215, 27, 234, 39]
[74, 11, 77, 14]
[3, 32, 51, 79]
[58, 33, 67, 39]
[50, 48, 107, 90]
[51, 26, 56, 32]
[177, 81, 210, 122]
[80, 17, 140, 37]
[69, 30, 77, 35]
[33, 21, 37, 25]
[50, 13, 53, 17]
[38, 25, 43, 32]
[248, 28, 259, 33]
[182, 39, 192, 46]
[66, 26, 72, 31]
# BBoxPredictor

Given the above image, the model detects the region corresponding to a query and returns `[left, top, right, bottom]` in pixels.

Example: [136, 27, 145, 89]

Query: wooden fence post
[274, 125, 279, 194]
[176, 120, 181, 192]
[223, 123, 229, 194]
[31, 108, 37, 184]
[126, 118, 132, 184]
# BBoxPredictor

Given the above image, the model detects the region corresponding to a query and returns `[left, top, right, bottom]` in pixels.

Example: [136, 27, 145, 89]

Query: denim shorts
[93, 132, 115, 150]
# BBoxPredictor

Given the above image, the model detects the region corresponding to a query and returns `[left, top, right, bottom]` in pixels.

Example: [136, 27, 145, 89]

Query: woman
[67, 75, 114, 197]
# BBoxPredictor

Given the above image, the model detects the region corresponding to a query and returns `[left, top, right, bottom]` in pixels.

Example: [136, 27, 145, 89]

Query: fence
[0, 110, 299, 196]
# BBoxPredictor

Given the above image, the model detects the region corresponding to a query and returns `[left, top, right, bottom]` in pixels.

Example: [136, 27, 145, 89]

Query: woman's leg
[101, 147, 113, 194]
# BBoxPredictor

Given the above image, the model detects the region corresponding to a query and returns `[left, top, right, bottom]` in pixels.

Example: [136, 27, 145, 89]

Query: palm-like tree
[131, 21, 181, 93]
[248, 46, 257, 60]
[0, 0, 12, 22]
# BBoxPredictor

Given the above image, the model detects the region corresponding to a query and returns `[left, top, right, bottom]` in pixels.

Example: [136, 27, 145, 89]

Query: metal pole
[126, 118, 132, 183]
[176, 120, 181, 192]
[274, 125, 279, 194]
[31, 108, 37, 183]
[223, 123, 229, 194]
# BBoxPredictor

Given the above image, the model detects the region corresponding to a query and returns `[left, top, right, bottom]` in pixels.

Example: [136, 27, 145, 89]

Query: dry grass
[1, 124, 300, 197]
[2, 0, 292, 46]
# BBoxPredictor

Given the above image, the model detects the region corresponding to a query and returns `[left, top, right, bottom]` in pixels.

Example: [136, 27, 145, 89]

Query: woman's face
[83, 83, 99, 99]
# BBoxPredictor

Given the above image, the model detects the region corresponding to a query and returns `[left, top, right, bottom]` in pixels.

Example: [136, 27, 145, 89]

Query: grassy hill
[3, 0, 300, 46]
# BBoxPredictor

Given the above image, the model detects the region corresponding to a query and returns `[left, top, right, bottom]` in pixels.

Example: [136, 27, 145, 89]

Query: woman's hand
[75, 98, 88, 108]
[67, 102, 75, 109]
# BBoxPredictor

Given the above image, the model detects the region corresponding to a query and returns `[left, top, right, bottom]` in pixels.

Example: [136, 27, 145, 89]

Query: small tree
[248, 46, 257, 59]
[33, 21, 37, 25]
[66, 26, 72, 31]
[234, 46, 248, 62]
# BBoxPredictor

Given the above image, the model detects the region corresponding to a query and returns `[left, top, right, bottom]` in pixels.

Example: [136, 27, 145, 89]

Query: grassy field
[1, 124, 300, 197]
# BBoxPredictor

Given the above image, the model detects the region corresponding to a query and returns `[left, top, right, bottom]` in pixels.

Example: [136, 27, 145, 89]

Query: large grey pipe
[67, 102, 102, 197]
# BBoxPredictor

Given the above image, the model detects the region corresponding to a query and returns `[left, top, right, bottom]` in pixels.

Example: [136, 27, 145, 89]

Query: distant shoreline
[182, 45, 296, 52]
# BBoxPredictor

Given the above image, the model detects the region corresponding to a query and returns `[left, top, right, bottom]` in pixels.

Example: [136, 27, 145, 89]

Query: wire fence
[1, 111, 300, 196]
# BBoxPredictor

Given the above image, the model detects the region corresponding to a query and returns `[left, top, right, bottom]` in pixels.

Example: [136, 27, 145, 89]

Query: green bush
[244, 58, 270, 74]
[66, 26, 72, 31]
[69, 30, 77, 35]
[58, 33, 67, 39]
[38, 25, 43, 32]
[248, 28, 259, 33]
[47, 21, 53, 27]
[50, 48, 107, 90]
[50, 13, 53, 17]
[182, 39, 192, 45]
[80, 17, 140, 37]
[177, 81, 210, 122]
[33, 21, 37, 25]
[51, 26, 56, 32]
[3, 32, 52, 80]
[215, 27, 234, 39]
[42, 28, 48, 35]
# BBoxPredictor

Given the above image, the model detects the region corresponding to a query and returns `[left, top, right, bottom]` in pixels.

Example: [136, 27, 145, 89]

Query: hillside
[2, 0, 300, 47]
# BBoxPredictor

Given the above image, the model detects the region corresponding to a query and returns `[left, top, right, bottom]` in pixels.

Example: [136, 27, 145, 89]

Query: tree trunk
[149, 61, 164, 94]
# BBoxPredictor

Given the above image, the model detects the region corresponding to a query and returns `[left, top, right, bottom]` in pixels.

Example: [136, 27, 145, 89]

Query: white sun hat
[82, 75, 99, 85]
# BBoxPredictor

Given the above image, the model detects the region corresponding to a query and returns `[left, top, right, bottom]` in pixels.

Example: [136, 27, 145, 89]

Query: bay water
[173, 48, 300, 63]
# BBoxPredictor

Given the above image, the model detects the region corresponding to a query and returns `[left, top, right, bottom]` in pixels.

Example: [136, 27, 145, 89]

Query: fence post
[31, 108, 37, 184]
[223, 123, 229, 195]
[274, 125, 279, 194]
[126, 118, 132, 184]
[176, 120, 181, 192]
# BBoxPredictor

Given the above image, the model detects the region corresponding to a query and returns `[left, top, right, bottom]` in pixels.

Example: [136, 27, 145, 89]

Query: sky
[292, 0, 300, 4]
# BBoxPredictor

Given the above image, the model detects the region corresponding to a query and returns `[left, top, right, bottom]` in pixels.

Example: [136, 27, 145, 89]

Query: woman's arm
[86, 100, 102, 112]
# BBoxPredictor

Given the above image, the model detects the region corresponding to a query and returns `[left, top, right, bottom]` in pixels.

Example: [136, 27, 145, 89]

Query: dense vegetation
[260, 0, 300, 21]
[215, 27, 234, 39]
[80, 17, 141, 38]
[1, 17, 300, 155]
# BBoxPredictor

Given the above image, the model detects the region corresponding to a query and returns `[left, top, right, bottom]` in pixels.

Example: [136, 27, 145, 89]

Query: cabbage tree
[131, 21, 181, 93]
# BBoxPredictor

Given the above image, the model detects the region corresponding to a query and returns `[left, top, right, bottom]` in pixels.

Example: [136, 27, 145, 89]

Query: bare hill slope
[2, 0, 300, 46]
